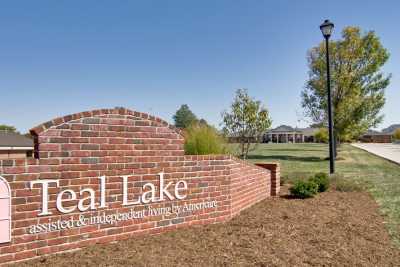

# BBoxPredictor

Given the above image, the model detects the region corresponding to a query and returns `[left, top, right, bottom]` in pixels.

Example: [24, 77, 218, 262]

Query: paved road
[352, 143, 400, 165]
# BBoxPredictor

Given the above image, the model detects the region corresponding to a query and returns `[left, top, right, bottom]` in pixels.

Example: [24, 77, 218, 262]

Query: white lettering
[78, 188, 96, 212]
[56, 189, 77, 214]
[122, 175, 141, 206]
[142, 182, 156, 204]
[30, 174, 189, 216]
[174, 180, 188, 200]
[158, 172, 174, 201]
[30, 180, 59, 216]
[99, 175, 107, 208]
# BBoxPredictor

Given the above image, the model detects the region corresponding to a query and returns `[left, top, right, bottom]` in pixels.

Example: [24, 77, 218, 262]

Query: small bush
[393, 128, 400, 141]
[184, 123, 228, 155]
[284, 172, 313, 184]
[310, 172, 330, 192]
[289, 180, 319, 199]
[315, 128, 328, 143]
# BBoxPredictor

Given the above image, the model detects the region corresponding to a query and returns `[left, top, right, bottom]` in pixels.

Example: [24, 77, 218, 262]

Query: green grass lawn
[234, 143, 400, 246]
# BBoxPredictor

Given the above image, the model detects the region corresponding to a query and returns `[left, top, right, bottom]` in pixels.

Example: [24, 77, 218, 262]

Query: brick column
[255, 163, 280, 196]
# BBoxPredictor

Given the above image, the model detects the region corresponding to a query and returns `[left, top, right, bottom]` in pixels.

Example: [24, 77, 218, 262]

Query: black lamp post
[320, 19, 335, 174]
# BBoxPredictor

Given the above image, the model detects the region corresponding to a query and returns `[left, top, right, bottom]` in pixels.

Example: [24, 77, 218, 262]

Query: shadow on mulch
[16, 186, 400, 267]
[280, 194, 299, 200]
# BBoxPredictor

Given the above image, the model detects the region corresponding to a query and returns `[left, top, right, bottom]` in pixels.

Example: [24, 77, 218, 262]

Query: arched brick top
[30, 107, 183, 137]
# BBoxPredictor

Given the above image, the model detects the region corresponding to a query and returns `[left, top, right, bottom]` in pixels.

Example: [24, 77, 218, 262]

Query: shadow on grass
[247, 155, 325, 162]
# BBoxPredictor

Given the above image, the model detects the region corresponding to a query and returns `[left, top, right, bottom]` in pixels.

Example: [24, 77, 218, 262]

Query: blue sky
[0, 0, 398, 133]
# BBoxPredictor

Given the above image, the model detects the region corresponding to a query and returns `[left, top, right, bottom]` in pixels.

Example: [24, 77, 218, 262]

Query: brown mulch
[16, 186, 400, 267]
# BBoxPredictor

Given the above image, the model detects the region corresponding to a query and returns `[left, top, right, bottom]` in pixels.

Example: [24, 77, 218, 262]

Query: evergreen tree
[173, 104, 198, 129]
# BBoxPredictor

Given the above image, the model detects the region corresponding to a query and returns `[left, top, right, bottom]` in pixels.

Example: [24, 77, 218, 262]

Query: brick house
[360, 130, 393, 143]
[264, 125, 319, 143]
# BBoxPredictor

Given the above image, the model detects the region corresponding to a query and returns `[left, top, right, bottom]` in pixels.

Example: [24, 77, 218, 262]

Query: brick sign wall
[0, 108, 279, 265]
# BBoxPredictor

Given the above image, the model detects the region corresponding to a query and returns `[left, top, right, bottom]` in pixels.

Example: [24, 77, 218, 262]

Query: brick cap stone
[29, 107, 183, 137]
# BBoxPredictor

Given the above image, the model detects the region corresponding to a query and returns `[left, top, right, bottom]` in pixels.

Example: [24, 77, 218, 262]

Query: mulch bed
[16, 186, 400, 266]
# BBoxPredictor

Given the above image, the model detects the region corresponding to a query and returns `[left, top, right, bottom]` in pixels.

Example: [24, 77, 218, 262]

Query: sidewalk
[352, 143, 400, 165]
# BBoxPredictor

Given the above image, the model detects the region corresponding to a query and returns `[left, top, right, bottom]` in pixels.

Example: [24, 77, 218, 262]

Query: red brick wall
[0, 108, 279, 265]
[230, 159, 270, 216]
[255, 163, 280, 196]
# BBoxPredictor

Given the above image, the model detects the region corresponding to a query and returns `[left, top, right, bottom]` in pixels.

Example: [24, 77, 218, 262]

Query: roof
[363, 129, 381, 135]
[0, 131, 34, 149]
[362, 128, 395, 136]
[268, 125, 296, 133]
[382, 124, 400, 134]
[267, 125, 319, 135]
[297, 127, 319, 136]
[363, 132, 392, 136]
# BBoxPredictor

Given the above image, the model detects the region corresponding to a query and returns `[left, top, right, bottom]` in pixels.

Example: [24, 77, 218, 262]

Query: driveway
[352, 143, 400, 165]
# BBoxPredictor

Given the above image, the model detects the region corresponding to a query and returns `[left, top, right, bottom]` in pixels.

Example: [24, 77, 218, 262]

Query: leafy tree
[173, 104, 198, 129]
[0, 124, 17, 132]
[315, 128, 328, 143]
[393, 128, 400, 140]
[302, 26, 391, 142]
[222, 89, 272, 159]
[309, 122, 324, 128]
[198, 118, 208, 126]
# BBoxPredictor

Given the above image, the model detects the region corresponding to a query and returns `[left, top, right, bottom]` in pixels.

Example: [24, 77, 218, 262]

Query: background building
[359, 124, 400, 143]
[0, 131, 33, 159]
[264, 125, 319, 143]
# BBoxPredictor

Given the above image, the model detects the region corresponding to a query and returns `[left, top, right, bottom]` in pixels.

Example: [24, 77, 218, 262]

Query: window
[0, 176, 11, 243]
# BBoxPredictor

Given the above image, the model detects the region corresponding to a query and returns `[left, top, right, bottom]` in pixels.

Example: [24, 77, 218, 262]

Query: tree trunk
[244, 140, 250, 160]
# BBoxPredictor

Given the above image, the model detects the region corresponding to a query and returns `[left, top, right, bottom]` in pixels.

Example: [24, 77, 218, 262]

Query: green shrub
[284, 171, 313, 184]
[315, 128, 328, 143]
[393, 128, 400, 140]
[310, 172, 330, 192]
[289, 180, 319, 199]
[184, 123, 228, 155]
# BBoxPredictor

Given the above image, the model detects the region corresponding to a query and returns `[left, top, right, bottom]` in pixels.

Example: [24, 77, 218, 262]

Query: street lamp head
[320, 19, 334, 38]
